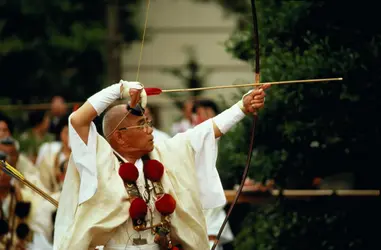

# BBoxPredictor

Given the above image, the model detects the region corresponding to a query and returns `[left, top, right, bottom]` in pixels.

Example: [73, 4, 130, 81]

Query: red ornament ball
[119, 163, 139, 183]
[143, 160, 164, 182]
[129, 197, 148, 220]
[155, 193, 176, 215]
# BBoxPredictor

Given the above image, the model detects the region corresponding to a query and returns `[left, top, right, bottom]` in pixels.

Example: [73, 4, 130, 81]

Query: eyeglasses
[118, 120, 153, 131]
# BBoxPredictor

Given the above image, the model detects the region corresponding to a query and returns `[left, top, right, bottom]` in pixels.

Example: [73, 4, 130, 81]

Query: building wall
[121, 0, 253, 134]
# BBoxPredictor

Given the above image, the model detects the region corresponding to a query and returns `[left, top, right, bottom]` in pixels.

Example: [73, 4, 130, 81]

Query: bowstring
[110, 0, 150, 134]
[136, 0, 151, 118]
[136, 0, 151, 83]
[136, 0, 151, 120]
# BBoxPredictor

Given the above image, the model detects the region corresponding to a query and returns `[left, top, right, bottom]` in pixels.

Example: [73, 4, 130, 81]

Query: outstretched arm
[180, 84, 269, 209]
[212, 84, 270, 138]
[70, 81, 145, 144]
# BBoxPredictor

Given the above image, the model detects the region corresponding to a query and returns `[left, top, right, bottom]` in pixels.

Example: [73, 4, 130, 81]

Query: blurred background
[0, 0, 380, 249]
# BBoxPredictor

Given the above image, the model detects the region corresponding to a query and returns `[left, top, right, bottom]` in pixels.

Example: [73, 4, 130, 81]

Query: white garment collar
[112, 149, 143, 171]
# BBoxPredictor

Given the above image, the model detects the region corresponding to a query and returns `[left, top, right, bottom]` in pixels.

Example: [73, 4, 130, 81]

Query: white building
[121, 0, 253, 132]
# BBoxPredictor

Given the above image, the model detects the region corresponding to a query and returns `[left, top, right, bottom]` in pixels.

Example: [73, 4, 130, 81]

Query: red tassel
[119, 163, 139, 183]
[129, 197, 148, 220]
[155, 193, 176, 215]
[143, 160, 164, 182]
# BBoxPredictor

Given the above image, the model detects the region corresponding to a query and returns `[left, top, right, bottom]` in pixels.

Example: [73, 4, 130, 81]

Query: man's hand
[242, 84, 271, 114]
[120, 81, 147, 108]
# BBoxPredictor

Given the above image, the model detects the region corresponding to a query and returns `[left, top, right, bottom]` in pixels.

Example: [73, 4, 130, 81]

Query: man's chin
[142, 145, 154, 154]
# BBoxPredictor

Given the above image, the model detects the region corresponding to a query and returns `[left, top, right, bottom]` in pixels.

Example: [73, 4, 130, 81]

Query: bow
[211, 0, 260, 249]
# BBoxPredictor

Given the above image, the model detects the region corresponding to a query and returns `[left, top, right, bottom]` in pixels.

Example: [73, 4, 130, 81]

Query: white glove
[88, 80, 148, 116]
[119, 80, 147, 108]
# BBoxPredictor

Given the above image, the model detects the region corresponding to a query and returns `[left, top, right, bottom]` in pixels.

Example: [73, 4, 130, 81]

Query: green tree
[198, 0, 380, 249]
[0, 0, 141, 104]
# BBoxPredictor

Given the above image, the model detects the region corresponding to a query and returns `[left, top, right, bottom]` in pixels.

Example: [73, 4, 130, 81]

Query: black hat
[126, 103, 145, 116]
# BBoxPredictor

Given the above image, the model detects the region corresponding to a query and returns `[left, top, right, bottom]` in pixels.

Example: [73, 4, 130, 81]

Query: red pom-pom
[129, 197, 148, 220]
[155, 193, 176, 215]
[119, 163, 139, 183]
[171, 247, 180, 250]
[143, 160, 164, 182]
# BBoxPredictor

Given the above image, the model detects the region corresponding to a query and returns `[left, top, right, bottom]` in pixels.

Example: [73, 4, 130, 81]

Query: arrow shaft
[161, 77, 342, 93]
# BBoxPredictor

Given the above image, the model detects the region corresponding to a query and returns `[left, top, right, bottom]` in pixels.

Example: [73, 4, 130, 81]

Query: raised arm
[70, 81, 145, 144]
[212, 84, 270, 138]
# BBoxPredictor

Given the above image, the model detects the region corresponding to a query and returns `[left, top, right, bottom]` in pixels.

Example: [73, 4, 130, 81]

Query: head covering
[126, 103, 145, 116]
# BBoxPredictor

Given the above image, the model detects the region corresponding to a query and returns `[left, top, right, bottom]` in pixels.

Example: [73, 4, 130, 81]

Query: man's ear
[114, 131, 125, 145]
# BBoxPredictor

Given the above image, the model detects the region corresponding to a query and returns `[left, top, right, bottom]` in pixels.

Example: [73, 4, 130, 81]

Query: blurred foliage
[197, 0, 381, 249]
[0, 0, 141, 104]
[215, 0, 381, 190]
[161, 46, 212, 111]
[234, 197, 379, 250]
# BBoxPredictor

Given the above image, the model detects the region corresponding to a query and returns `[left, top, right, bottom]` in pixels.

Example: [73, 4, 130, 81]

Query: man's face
[112, 114, 154, 155]
[0, 121, 11, 139]
[51, 97, 67, 116]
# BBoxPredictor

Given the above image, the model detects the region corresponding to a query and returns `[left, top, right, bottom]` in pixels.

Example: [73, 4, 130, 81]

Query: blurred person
[170, 99, 195, 135]
[38, 115, 70, 194]
[0, 112, 13, 139]
[0, 118, 58, 250]
[144, 105, 171, 142]
[0, 170, 37, 249]
[35, 108, 69, 168]
[49, 96, 68, 135]
[0, 137, 42, 250]
[28, 183, 62, 249]
[53, 80, 268, 250]
[0, 115, 38, 178]
[18, 110, 54, 164]
[35, 140, 62, 167]
[30, 116, 71, 249]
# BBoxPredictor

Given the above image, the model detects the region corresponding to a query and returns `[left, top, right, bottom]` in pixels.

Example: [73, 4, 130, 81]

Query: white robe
[53, 117, 226, 250]
[152, 127, 171, 142]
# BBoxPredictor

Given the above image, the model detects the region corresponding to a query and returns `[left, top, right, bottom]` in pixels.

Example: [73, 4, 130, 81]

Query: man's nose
[144, 126, 153, 134]
[147, 126, 153, 134]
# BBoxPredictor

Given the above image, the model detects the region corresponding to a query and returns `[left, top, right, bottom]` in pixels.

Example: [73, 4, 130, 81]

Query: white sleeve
[212, 103, 246, 134]
[187, 103, 246, 209]
[187, 120, 225, 209]
[68, 114, 98, 205]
